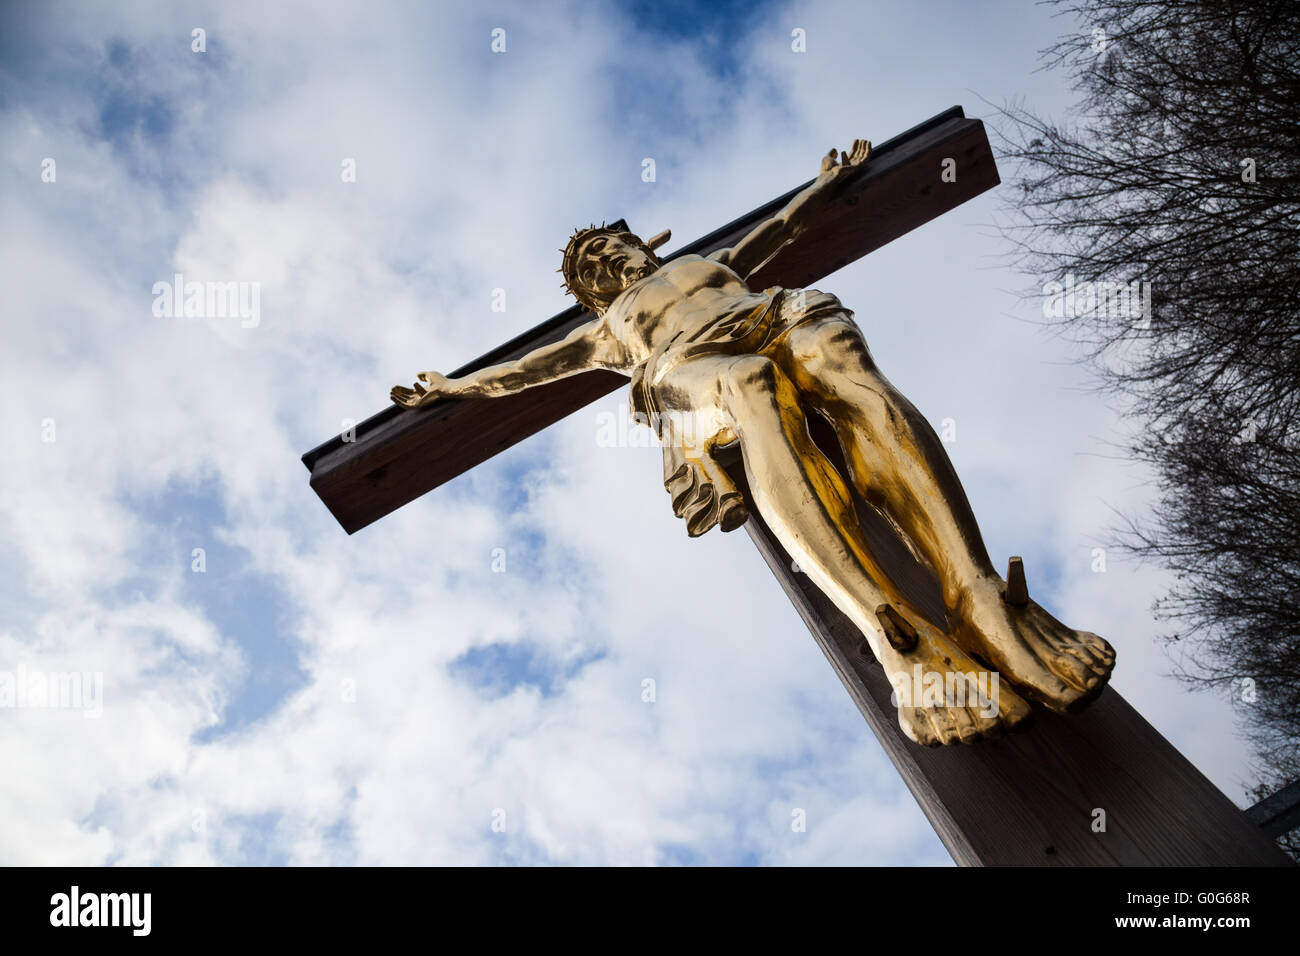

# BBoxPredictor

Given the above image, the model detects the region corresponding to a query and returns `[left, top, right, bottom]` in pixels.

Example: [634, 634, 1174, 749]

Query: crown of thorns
[559, 222, 663, 314]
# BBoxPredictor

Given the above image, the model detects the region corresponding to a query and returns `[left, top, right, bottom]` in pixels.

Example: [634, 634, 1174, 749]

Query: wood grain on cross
[301, 107, 1289, 865]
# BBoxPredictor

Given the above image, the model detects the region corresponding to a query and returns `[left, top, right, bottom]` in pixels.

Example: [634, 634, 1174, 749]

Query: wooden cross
[301, 107, 1287, 866]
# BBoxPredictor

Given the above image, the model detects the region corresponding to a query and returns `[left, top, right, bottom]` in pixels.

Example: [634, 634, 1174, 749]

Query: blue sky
[0, 0, 1260, 865]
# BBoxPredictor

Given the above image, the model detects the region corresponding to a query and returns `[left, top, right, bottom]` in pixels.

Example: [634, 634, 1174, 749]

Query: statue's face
[575, 232, 656, 301]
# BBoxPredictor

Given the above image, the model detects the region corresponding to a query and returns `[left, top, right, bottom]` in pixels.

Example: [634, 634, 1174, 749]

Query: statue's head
[561, 223, 661, 314]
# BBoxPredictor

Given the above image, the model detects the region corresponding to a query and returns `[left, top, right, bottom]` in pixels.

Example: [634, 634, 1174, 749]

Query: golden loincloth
[628, 286, 853, 536]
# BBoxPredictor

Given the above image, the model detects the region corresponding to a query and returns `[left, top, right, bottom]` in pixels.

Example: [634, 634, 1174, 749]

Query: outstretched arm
[391, 317, 625, 408]
[709, 138, 871, 281]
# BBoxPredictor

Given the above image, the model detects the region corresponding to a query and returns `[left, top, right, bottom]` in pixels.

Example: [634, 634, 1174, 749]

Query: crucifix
[302, 107, 1287, 865]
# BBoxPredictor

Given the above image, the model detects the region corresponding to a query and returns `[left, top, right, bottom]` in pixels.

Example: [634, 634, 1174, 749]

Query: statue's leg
[767, 317, 1115, 713]
[655, 353, 1030, 743]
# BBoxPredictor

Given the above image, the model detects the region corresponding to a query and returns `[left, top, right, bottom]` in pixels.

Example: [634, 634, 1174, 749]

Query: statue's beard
[578, 253, 657, 304]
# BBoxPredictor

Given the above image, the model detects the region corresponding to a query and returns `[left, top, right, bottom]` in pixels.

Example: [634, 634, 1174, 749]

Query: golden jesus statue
[391, 139, 1116, 745]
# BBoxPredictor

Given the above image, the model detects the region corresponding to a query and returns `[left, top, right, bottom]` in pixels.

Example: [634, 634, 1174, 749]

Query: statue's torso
[605, 255, 780, 368]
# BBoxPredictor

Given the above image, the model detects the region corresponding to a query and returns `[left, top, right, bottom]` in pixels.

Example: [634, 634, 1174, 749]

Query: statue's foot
[952, 574, 1116, 714]
[872, 604, 1032, 746]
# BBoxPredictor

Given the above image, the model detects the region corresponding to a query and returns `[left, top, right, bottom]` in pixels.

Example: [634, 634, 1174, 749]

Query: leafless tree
[993, 0, 1300, 853]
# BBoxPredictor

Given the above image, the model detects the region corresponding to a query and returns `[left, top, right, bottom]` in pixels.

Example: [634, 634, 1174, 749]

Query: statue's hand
[390, 370, 454, 408]
[818, 138, 872, 178]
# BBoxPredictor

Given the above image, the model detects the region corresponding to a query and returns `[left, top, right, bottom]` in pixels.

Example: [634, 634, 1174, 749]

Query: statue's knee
[819, 322, 875, 367]
[725, 355, 780, 399]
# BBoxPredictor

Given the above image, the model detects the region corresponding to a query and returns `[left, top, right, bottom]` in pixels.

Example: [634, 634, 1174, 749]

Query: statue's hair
[560, 223, 659, 315]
